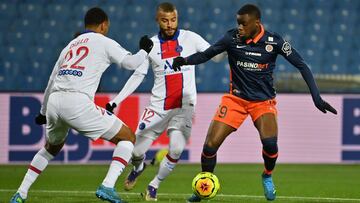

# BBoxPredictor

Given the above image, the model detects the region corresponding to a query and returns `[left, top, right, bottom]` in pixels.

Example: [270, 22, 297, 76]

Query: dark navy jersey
[186, 25, 320, 101]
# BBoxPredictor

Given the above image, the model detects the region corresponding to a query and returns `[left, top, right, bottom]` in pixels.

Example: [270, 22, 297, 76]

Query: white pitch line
[1, 189, 360, 202]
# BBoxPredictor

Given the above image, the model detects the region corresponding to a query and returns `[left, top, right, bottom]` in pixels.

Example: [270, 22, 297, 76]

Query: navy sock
[261, 137, 278, 175]
[201, 145, 218, 173]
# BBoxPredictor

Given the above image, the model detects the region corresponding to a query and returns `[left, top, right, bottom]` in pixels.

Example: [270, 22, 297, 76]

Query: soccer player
[105, 2, 224, 201]
[172, 4, 337, 202]
[10, 7, 153, 203]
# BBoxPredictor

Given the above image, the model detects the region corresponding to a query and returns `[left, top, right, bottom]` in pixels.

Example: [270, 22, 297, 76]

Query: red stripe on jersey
[112, 157, 128, 166]
[161, 40, 180, 59]
[29, 165, 42, 174]
[164, 73, 183, 110]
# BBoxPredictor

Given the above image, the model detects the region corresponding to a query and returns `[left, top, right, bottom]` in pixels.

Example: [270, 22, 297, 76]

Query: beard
[160, 27, 178, 39]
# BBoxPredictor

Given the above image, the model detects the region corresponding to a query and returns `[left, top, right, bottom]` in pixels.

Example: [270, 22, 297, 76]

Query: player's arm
[192, 31, 226, 63]
[108, 36, 153, 70]
[172, 34, 229, 70]
[106, 60, 149, 113]
[36, 54, 64, 125]
[277, 37, 337, 114]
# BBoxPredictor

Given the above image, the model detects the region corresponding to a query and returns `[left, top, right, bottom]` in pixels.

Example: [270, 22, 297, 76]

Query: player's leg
[201, 94, 246, 173]
[146, 129, 186, 201]
[11, 96, 68, 202]
[95, 122, 136, 203]
[101, 122, 136, 187]
[60, 93, 134, 202]
[251, 99, 278, 201]
[125, 108, 168, 191]
[124, 132, 156, 191]
[188, 94, 245, 202]
[201, 120, 235, 172]
[254, 113, 278, 176]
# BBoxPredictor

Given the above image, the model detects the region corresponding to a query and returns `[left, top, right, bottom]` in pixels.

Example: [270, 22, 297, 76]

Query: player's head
[156, 2, 178, 39]
[236, 4, 261, 40]
[84, 7, 110, 35]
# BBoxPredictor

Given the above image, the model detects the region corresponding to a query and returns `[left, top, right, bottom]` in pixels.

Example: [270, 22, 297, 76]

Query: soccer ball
[192, 172, 220, 199]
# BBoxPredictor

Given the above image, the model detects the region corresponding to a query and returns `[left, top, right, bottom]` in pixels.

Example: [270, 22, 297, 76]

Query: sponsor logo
[236, 45, 247, 49]
[245, 52, 261, 56]
[282, 41, 292, 56]
[265, 45, 273, 52]
[236, 61, 269, 71]
[342, 98, 360, 161]
[58, 69, 83, 77]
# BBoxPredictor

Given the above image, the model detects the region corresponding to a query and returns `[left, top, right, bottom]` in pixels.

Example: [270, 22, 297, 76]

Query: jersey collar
[79, 30, 95, 36]
[158, 29, 180, 43]
[245, 24, 264, 44]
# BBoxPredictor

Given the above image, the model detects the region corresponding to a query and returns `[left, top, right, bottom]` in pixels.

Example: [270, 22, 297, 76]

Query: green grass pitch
[1, 164, 360, 202]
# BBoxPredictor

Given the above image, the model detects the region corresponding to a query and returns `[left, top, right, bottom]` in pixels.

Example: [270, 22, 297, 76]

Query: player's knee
[45, 142, 64, 157]
[205, 139, 221, 149]
[132, 147, 145, 159]
[112, 125, 136, 144]
[261, 136, 278, 154]
[169, 145, 184, 160]
[202, 144, 218, 156]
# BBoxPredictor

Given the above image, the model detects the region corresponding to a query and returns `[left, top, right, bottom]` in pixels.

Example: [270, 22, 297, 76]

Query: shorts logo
[265, 45, 273, 52]
[282, 41, 292, 56]
[139, 122, 146, 130]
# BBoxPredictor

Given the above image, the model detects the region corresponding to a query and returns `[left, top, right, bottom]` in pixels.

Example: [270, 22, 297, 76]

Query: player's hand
[35, 114, 46, 125]
[139, 35, 153, 53]
[313, 98, 337, 114]
[106, 102, 117, 114]
[172, 57, 187, 72]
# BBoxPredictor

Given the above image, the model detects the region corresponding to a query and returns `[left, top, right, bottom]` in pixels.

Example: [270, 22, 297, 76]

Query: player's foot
[95, 184, 125, 203]
[10, 192, 26, 203]
[145, 185, 157, 201]
[124, 163, 147, 190]
[262, 173, 276, 201]
[187, 194, 201, 202]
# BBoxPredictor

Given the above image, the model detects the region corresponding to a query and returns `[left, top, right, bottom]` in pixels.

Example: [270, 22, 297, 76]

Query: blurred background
[0, 0, 359, 93]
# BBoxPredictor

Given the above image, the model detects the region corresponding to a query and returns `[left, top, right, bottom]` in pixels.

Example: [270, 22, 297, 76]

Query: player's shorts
[46, 91, 123, 145]
[135, 104, 194, 141]
[213, 94, 277, 129]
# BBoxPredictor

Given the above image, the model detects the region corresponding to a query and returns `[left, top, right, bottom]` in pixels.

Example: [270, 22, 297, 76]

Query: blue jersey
[186, 25, 320, 101]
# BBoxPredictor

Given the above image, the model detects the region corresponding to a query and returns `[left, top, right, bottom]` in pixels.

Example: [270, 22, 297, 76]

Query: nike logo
[236, 45, 247, 49]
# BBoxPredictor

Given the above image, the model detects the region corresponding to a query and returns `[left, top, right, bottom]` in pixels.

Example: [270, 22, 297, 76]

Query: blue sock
[261, 137, 278, 175]
[201, 145, 218, 172]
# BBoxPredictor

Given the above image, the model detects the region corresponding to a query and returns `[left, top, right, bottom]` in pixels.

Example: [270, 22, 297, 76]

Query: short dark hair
[157, 2, 177, 12]
[84, 7, 108, 26]
[237, 4, 261, 20]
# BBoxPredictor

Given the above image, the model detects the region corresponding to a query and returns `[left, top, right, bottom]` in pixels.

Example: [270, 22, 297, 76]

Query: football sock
[201, 145, 218, 173]
[149, 154, 178, 188]
[102, 141, 133, 188]
[261, 137, 278, 175]
[18, 147, 54, 199]
[131, 136, 153, 172]
[132, 156, 145, 172]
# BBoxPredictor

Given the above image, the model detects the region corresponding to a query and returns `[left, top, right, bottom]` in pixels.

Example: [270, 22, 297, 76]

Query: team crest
[176, 45, 183, 53]
[265, 44, 273, 52]
[282, 41, 292, 56]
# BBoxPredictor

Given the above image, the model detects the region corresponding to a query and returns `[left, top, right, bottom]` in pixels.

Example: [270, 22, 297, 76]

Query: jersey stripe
[161, 40, 180, 59]
[164, 73, 183, 110]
